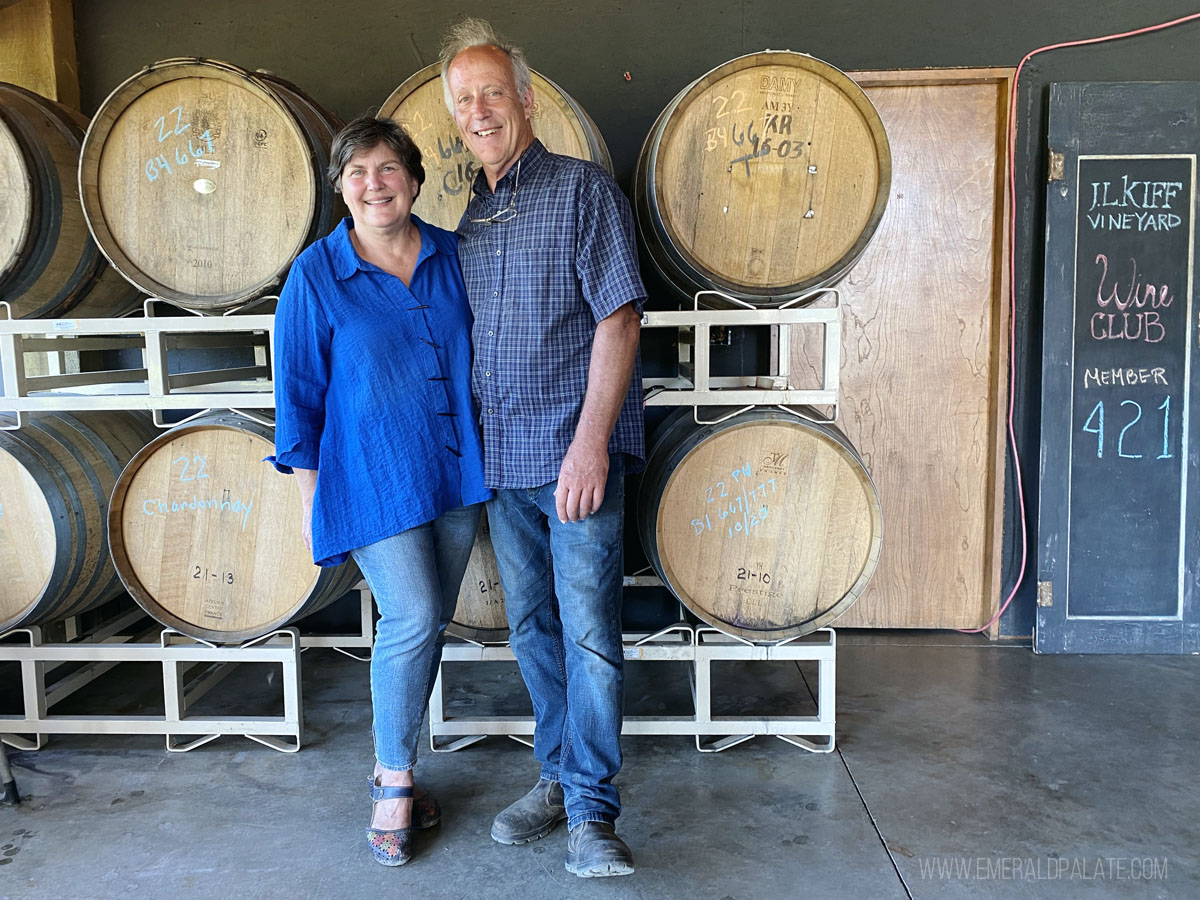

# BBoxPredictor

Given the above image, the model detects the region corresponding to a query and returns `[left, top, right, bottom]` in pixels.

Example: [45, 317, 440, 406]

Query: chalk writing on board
[1082, 366, 1168, 388]
[1086, 175, 1185, 231]
[141, 491, 255, 532]
[1088, 254, 1174, 343]
[1079, 395, 1173, 460]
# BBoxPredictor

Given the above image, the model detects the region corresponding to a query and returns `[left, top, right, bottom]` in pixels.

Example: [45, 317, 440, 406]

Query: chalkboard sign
[1038, 83, 1200, 654]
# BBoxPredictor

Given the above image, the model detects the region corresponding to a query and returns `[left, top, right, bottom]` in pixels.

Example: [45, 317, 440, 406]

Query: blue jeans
[487, 455, 626, 829]
[350, 503, 482, 771]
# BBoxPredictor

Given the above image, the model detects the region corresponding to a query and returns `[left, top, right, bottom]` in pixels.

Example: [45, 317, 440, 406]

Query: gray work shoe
[565, 821, 635, 877]
[490, 778, 567, 845]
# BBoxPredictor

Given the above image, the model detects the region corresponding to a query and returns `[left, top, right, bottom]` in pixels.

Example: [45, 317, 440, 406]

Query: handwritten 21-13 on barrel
[377, 62, 611, 231]
[634, 50, 891, 306]
[0, 412, 158, 633]
[0, 83, 140, 318]
[78, 58, 343, 312]
[637, 408, 883, 642]
[106, 412, 360, 642]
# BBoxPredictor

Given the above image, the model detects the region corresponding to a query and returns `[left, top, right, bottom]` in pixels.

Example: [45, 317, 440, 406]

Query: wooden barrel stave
[79, 58, 342, 311]
[449, 504, 509, 642]
[378, 63, 612, 232]
[634, 51, 891, 306]
[637, 408, 882, 642]
[0, 411, 158, 631]
[0, 82, 140, 318]
[107, 412, 360, 642]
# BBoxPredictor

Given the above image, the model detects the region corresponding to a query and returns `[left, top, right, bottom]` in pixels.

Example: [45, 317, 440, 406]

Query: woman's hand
[294, 468, 318, 552]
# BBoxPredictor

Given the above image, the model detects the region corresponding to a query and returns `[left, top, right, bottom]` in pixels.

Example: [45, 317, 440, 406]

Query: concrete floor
[1, 630, 1196, 900]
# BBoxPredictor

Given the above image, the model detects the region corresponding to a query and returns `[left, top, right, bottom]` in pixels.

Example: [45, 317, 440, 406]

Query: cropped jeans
[487, 455, 626, 829]
[350, 503, 481, 771]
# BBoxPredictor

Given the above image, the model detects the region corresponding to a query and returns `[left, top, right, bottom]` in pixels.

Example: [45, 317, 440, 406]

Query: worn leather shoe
[565, 821, 635, 877]
[491, 778, 567, 844]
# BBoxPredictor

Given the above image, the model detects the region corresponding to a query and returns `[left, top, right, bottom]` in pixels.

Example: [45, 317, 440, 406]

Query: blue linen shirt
[271, 216, 491, 566]
[457, 140, 646, 490]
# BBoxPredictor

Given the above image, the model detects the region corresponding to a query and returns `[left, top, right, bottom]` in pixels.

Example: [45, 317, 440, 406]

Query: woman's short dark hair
[327, 116, 425, 196]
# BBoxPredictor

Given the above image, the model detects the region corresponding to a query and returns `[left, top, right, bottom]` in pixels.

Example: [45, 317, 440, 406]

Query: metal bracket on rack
[640, 288, 841, 420]
[0, 624, 304, 753]
[427, 626, 836, 753]
[0, 302, 276, 418]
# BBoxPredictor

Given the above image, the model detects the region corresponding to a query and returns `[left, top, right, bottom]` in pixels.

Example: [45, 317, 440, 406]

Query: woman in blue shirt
[272, 117, 490, 867]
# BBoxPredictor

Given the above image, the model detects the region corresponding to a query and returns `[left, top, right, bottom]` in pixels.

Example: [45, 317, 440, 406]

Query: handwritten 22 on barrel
[78, 58, 343, 312]
[106, 413, 360, 643]
[377, 63, 612, 231]
[0, 83, 140, 318]
[634, 51, 891, 306]
[0, 412, 158, 632]
[637, 408, 882, 642]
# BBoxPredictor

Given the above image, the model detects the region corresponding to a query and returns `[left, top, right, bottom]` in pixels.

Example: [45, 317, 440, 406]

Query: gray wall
[74, 2, 1200, 633]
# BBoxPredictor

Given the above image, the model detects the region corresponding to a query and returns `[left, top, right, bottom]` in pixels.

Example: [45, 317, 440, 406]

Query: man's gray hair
[438, 16, 533, 112]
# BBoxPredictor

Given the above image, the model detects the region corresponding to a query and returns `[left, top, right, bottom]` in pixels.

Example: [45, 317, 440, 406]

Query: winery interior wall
[72, 1, 1200, 634]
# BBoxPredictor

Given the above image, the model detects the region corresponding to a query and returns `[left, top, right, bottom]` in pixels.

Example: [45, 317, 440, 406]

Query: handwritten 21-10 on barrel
[107, 413, 360, 642]
[378, 62, 612, 231]
[79, 58, 343, 312]
[638, 409, 882, 642]
[0, 83, 140, 318]
[0, 411, 158, 632]
[634, 51, 891, 306]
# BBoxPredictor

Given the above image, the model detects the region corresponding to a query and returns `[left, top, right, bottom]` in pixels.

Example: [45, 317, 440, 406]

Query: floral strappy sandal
[366, 776, 442, 866]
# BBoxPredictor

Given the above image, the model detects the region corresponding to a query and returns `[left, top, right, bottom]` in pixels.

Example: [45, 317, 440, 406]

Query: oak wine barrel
[378, 63, 612, 231]
[0, 83, 140, 318]
[634, 51, 891, 306]
[107, 412, 360, 642]
[79, 58, 344, 311]
[637, 408, 882, 641]
[0, 411, 157, 632]
[449, 505, 509, 642]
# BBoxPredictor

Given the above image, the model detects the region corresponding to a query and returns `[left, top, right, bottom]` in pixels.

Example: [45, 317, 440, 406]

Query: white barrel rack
[0, 299, 275, 428]
[0, 291, 842, 753]
[430, 620, 836, 754]
[0, 586, 375, 753]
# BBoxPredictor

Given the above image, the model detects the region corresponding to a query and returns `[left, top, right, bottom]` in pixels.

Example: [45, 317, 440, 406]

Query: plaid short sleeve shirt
[457, 140, 646, 490]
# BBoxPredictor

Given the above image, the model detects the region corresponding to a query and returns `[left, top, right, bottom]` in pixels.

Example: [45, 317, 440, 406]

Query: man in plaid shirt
[442, 17, 644, 878]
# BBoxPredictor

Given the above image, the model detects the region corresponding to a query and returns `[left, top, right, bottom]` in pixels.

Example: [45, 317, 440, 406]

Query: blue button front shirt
[272, 216, 491, 566]
[457, 140, 646, 490]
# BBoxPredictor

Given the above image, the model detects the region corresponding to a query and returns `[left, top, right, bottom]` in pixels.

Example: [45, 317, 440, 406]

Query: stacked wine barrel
[378, 62, 611, 232]
[79, 58, 345, 311]
[107, 413, 360, 642]
[0, 62, 360, 642]
[0, 412, 157, 632]
[633, 50, 892, 306]
[632, 51, 889, 641]
[0, 82, 139, 317]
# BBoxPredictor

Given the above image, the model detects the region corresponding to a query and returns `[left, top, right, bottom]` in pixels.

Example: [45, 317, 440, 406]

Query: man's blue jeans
[351, 503, 482, 771]
[487, 455, 626, 829]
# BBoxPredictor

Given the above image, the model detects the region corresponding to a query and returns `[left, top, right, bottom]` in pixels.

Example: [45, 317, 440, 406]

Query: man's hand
[553, 303, 640, 523]
[555, 438, 609, 523]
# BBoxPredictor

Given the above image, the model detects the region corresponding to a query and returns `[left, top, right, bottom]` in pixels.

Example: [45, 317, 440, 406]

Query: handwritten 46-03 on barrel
[635, 50, 890, 306]
[638, 409, 882, 642]
[107, 413, 359, 642]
